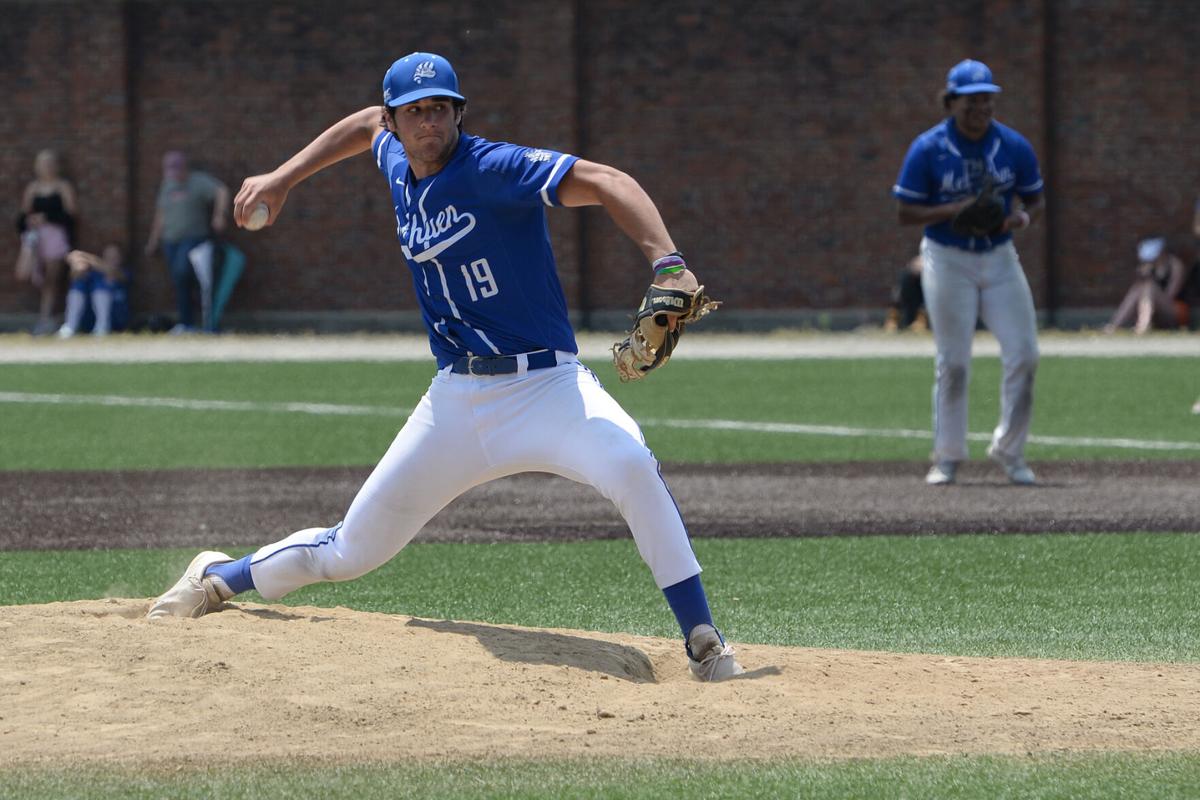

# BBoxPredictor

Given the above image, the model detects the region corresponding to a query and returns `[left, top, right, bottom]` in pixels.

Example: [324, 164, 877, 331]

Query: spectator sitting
[1103, 237, 1188, 334]
[14, 149, 78, 335]
[57, 244, 130, 338]
[884, 252, 928, 332]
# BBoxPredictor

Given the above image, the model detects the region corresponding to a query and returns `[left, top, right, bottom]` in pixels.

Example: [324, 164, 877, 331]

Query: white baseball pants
[247, 357, 702, 599]
[920, 237, 1039, 464]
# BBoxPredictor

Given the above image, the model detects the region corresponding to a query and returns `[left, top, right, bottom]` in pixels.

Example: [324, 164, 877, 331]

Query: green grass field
[5, 753, 1200, 800]
[3, 535, 1198, 662]
[0, 356, 1197, 469]
[2, 353, 1198, 798]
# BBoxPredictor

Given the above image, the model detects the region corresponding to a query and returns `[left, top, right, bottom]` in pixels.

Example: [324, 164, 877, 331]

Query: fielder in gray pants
[891, 58, 1045, 486]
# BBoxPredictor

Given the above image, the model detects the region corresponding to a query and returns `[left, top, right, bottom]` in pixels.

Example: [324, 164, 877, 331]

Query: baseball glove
[611, 283, 720, 381]
[950, 174, 1006, 237]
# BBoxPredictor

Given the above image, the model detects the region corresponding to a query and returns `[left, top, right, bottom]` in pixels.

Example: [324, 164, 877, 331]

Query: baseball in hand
[244, 202, 270, 231]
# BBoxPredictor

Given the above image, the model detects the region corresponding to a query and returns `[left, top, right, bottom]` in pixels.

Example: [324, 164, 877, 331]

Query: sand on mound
[1, 599, 1197, 766]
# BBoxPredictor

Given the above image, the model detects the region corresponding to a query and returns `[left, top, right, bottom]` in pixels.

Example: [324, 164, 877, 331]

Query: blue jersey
[372, 130, 580, 367]
[892, 118, 1043, 252]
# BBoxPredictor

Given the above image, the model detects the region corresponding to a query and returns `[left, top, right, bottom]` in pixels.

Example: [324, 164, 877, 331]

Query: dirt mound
[2, 600, 1197, 766]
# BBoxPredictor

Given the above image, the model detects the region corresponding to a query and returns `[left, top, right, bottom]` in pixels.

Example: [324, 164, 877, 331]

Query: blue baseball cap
[383, 53, 466, 107]
[945, 59, 1002, 96]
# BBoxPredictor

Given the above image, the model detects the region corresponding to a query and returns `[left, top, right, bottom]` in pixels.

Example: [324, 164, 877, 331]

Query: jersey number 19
[460, 258, 498, 301]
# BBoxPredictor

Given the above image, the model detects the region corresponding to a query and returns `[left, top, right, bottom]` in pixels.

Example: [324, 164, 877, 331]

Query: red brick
[1, 1, 1195, 323]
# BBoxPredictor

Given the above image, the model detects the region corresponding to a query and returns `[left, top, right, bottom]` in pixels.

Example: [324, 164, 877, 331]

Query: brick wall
[1048, 0, 1200, 308]
[1, 0, 1196, 326]
[1, 2, 130, 315]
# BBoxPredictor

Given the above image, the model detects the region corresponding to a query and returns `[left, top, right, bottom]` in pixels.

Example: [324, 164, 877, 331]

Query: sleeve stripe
[373, 131, 391, 169]
[1017, 179, 1044, 193]
[539, 153, 572, 206]
[893, 185, 928, 199]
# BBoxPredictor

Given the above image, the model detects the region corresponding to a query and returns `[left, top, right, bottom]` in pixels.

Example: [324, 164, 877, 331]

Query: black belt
[450, 350, 560, 376]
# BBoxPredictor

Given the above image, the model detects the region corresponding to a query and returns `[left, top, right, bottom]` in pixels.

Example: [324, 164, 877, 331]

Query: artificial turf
[3, 533, 1197, 663]
[4, 753, 1200, 800]
[1, 356, 1197, 469]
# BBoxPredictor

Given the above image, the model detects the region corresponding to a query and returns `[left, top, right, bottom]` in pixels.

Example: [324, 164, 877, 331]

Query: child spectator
[57, 244, 130, 337]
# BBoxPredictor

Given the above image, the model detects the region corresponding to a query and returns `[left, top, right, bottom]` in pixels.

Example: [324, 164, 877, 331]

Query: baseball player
[147, 53, 743, 681]
[892, 59, 1045, 486]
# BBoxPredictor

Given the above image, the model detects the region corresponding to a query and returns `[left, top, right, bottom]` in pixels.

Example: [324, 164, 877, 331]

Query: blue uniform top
[892, 118, 1044, 252]
[372, 130, 580, 367]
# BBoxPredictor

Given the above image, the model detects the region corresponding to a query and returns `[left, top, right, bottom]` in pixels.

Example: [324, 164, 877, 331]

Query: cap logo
[971, 66, 985, 81]
[383, 87, 392, 101]
[413, 60, 437, 83]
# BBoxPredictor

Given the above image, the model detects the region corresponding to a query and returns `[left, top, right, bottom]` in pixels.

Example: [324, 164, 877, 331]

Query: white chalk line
[0, 391, 411, 418]
[1, 391, 1197, 452]
[645, 418, 1200, 452]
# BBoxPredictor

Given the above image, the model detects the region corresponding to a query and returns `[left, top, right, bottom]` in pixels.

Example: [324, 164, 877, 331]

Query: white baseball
[245, 202, 270, 231]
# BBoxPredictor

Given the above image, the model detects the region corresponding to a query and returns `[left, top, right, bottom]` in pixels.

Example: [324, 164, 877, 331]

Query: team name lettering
[940, 165, 1016, 196]
[402, 205, 476, 253]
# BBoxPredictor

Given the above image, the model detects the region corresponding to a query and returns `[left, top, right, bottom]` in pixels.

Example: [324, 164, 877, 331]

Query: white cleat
[146, 551, 236, 620]
[686, 624, 745, 682]
[987, 445, 1036, 485]
[925, 461, 957, 485]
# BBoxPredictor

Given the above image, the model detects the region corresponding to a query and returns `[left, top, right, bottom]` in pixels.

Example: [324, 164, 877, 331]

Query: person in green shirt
[144, 151, 229, 333]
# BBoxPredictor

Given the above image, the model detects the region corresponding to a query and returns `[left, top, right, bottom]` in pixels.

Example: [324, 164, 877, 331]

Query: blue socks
[205, 555, 256, 596]
[662, 573, 714, 639]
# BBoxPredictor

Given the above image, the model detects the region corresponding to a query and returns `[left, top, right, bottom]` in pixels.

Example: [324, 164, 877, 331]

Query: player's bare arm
[558, 159, 698, 294]
[900, 192, 1044, 234]
[234, 106, 380, 229]
[896, 197, 975, 227]
[1002, 193, 1045, 232]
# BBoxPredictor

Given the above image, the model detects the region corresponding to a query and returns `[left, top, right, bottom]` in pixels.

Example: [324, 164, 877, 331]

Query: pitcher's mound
[2, 599, 1197, 765]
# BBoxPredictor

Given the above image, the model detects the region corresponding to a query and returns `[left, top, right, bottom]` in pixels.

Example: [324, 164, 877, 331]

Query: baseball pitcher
[147, 53, 742, 682]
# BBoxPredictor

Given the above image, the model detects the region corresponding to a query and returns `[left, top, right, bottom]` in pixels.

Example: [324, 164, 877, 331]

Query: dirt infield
[2, 460, 1198, 767]
[3, 598, 1198, 766]
[2, 460, 1197, 551]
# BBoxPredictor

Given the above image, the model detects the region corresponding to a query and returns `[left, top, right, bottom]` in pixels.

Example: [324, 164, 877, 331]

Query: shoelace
[694, 644, 738, 682]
